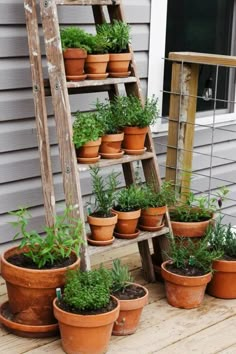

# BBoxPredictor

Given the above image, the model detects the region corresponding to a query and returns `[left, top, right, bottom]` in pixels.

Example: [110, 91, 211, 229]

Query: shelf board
[66, 76, 137, 88]
[56, 0, 121, 5]
[77, 151, 155, 172]
[88, 227, 169, 256]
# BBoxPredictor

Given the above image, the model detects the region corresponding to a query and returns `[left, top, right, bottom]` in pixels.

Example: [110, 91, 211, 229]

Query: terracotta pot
[107, 53, 132, 74]
[63, 48, 87, 77]
[76, 138, 101, 159]
[122, 126, 148, 151]
[85, 54, 109, 75]
[140, 205, 167, 228]
[161, 260, 212, 309]
[112, 208, 141, 235]
[100, 132, 124, 154]
[207, 259, 236, 299]
[1, 246, 80, 326]
[87, 213, 118, 241]
[112, 283, 148, 336]
[53, 296, 120, 354]
[171, 218, 212, 238]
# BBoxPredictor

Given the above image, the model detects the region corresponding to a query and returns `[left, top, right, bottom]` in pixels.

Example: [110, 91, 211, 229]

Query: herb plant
[114, 184, 144, 212]
[63, 267, 113, 311]
[97, 20, 131, 53]
[96, 99, 122, 134]
[141, 180, 176, 209]
[73, 111, 105, 148]
[60, 27, 90, 51]
[10, 206, 83, 268]
[111, 259, 133, 293]
[89, 166, 120, 217]
[84, 33, 110, 54]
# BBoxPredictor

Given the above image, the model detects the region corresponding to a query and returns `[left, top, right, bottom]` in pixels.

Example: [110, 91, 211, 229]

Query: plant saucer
[66, 74, 87, 81]
[138, 223, 165, 232]
[77, 155, 101, 164]
[109, 71, 131, 78]
[114, 229, 140, 239]
[0, 301, 59, 338]
[100, 150, 124, 159]
[87, 73, 109, 80]
[123, 147, 147, 156]
[87, 234, 115, 246]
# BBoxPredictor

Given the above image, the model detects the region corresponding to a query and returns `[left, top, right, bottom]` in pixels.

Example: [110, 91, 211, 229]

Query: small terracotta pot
[112, 208, 141, 235]
[171, 218, 212, 238]
[1, 246, 80, 326]
[108, 53, 132, 74]
[87, 213, 118, 241]
[63, 48, 87, 77]
[112, 283, 148, 336]
[207, 259, 236, 299]
[53, 296, 120, 354]
[100, 132, 124, 154]
[76, 138, 101, 159]
[122, 126, 148, 151]
[140, 205, 167, 228]
[161, 260, 212, 309]
[85, 54, 109, 75]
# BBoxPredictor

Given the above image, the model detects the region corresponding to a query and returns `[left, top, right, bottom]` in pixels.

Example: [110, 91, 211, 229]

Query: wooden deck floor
[1, 247, 236, 354]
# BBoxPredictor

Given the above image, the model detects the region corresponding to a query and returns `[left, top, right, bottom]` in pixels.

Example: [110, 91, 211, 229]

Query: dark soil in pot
[112, 284, 146, 300]
[166, 263, 206, 277]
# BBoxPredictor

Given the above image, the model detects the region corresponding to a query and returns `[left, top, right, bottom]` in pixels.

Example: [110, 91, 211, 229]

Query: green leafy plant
[89, 166, 120, 217]
[95, 99, 122, 134]
[60, 26, 90, 51]
[73, 111, 105, 148]
[83, 33, 110, 54]
[114, 184, 145, 212]
[170, 187, 229, 222]
[63, 267, 113, 311]
[112, 95, 159, 128]
[167, 236, 223, 274]
[111, 259, 133, 293]
[97, 20, 131, 53]
[10, 206, 83, 268]
[141, 180, 176, 209]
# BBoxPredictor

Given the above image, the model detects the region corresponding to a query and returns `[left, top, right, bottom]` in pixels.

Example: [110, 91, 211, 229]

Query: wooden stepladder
[24, 0, 171, 281]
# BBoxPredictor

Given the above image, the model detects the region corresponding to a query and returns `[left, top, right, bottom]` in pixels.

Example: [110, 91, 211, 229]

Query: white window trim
[148, 0, 236, 133]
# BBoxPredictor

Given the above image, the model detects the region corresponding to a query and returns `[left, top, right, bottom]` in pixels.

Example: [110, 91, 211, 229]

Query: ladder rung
[66, 76, 137, 89]
[88, 227, 169, 256]
[56, 0, 120, 5]
[77, 151, 155, 172]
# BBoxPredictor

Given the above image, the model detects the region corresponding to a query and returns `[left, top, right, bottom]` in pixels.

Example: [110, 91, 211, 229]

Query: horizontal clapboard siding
[0, 0, 151, 244]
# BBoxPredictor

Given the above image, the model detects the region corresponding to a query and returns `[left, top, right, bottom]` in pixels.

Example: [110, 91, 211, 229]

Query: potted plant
[84, 33, 110, 79]
[53, 267, 120, 354]
[207, 219, 236, 298]
[140, 180, 175, 231]
[60, 26, 90, 81]
[113, 95, 159, 154]
[161, 236, 222, 309]
[112, 184, 144, 239]
[97, 20, 132, 77]
[96, 99, 124, 159]
[169, 187, 228, 238]
[72, 111, 105, 163]
[87, 166, 120, 245]
[0, 206, 82, 335]
[111, 259, 148, 335]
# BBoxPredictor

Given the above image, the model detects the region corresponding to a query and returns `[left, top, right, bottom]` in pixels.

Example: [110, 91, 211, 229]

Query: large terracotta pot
[112, 283, 148, 336]
[87, 213, 118, 242]
[99, 132, 124, 156]
[112, 208, 141, 235]
[107, 53, 132, 74]
[53, 296, 120, 354]
[1, 246, 80, 325]
[122, 126, 148, 154]
[76, 138, 101, 163]
[207, 259, 236, 299]
[140, 205, 167, 230]
[63, 48, 87, 79]
[85, 54, 109, 76]
[161, 260, 212, 309]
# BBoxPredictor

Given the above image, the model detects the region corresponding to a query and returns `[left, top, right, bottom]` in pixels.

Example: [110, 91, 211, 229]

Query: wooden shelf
[66, 76, 137, 89]
[56, 0, 121, 5]
[77, 151, 155, 172]
[88, 227, 169, 256]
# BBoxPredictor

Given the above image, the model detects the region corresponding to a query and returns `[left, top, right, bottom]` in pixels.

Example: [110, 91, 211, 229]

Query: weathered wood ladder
[24, 0, 171, 281]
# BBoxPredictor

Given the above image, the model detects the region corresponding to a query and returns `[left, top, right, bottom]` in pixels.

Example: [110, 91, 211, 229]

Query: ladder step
[88, 227, 169, 256]
[55, 0, 121, 5]
[77, 151, 155, 172]
[66, 76, 137, 89]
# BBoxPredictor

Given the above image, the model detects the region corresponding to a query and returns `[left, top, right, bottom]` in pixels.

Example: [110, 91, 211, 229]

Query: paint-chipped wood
[169, 51, 236, 67]
[55, 0, 121, 5]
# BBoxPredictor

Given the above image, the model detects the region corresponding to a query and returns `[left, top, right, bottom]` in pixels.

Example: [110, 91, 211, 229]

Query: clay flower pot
[139, 205, 167, 231]
[108, 53, 132, 75]
[53, 296, 120, 354]
[171, 218, 213, 238]
[112, 208, 141, 235]
[63, 48, 87, 80]
[87, 213, 118, 242]
[99, 132, 124, 158]
[161, 260, 212, 309]
[76, 138, 101, 163]
[207, 259, 236, 299]
[122, 126, 148, 154]
[0, 246, 80, 326]
[112, 283, 148, 336]
[85, 54, 109, 78]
